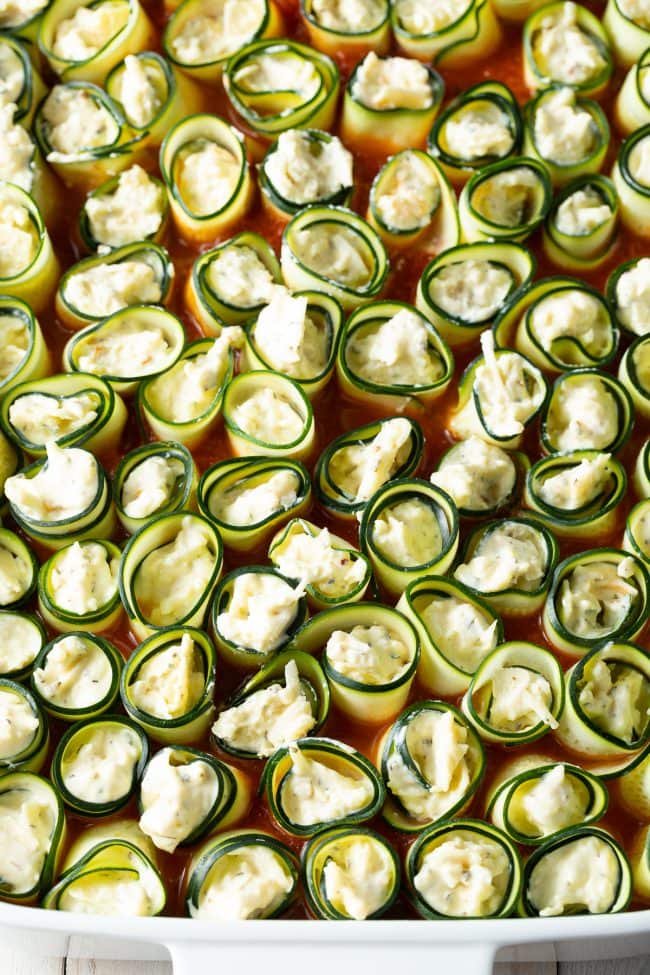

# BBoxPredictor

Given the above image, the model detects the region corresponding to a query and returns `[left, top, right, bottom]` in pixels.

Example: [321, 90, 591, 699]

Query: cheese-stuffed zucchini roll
[486, 757, 608, 844]
[543, 175, 618, 271]
[521, 827, 631, 916]
[0, 431, 21, 516]
[607, 256, 650, 338]
[56, 242, 174, 332]
[164, 0, 283, 85]
[544, 549, 649, 656]
[121, 627, 216, 744]
[224, 39, 339, 140]
[391, 0, 501, 66]
[631, 824, 650, 901]
[303, 826, 400, 920]
[244, 289, 342, 399]
[523, 1, 613, 97]
[523, 87, 609, 187]
[0, 772, 65, 906]
[211, 566, 308, 670]
[37, 539, 122, 633]
[360, 479, 459, 597]
[618, 748, 650, 819]
[0, 297, 50, 395]
[5, 443, 115, 549]
[0, 0, 49, 43]
[367, 149, 459, 252]
[184, 830, 298, 920]
[625, 499, 650, 566]
[430, 438, 527, 520]
[406, 819, 521, 919]
[525, 451, 626, 539]
[613, 124, 650, 237]
[211, 649, 329, 759]
[259, 129, 353, 221]
[293, 602, 419, 724]
[0, 45, 53, 205]
[635, 439, 650, 497]
[198, 457, 311, 553]
[114, 441, 197, 535]
[64, 306, 186, 397]
[60, 814, 157, 869]
[604, 0, 650, 68]
[31, 633, 122, 722]
[0, 679, 48, 773]
[262, 737, 384, 838]
[160, 114, 253, 244]
[186, 231, 282, 333]
[616, 48, 650, 134]
[341, 53, 443, 154]
[0, 182, 58, 313]
[555, 642, 650, 756]
[458, 156, 552, 243]
[429, 82, 522, 186]
[377, 700, 484, 833]
[416, 241, 535, 346]
[315, 416, 423, 520]
[0, 611, 46, 682]
[138, 746, 250, 853]
[79, 165, 168, 252]
[0, 372, 127, 458]
[139, 332, 240, 449]
[541, 369, 634, 455]
[619, 334, 650, 420]
[268, 519, 370, 610]
[337, 300, 454, 409]
[222, 372, 315, 461]
[119, 512, 222, 641]
[300, 0, 389, 56]
[0, 527, 37, 609]
[282, 205, 388, 311]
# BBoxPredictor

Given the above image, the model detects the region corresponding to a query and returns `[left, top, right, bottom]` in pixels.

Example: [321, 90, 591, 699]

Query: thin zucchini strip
[258, 129, 354, 220]
[391, 0, 502, 66]
[430, 438, 528, 519]
[618, 748, 650, 819]
[625, 499, 650, 566]
[607, 256, 650, 338]
[303, 826, 400, 920]
[114, 441, 197, 535]
[604, 0, 650, 68]
[0, 182, 59, 313]
[79, 165, 169, 252]
[616, 48, 650, 134]
[0, 772, 65, 905]
[0, 1, 49, 44]
[0, 297, 50, 395]
[619, 333, 650, 420]
[613, 124, 650, 237]
[458, 156, 552, 243]
[31, 632, 122, 721]
[37, 540, 122, 634]
[541, 369, 634, 455]
[300, 0, 390, 56]
[222, 371, 315, 461]
[0, 428, 20, 511]
[523, 86, 609, 187]
[635, 439, 650, 497]
[631, 824, 650, 901]
[0, 611, 46, 682]
[60, 819, 158, 875]
[406, 819, 521, 919]
[543, 175, 618, 271]
[0, 679, 48, 773]
[0, 527, 38, 609]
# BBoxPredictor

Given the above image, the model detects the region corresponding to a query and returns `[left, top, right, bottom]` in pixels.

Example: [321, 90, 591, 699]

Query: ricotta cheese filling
[547, 375, 619, 451]
[393, 0, 472, 33]
[8, 391, 100, 445]
[265, 129, 353, 205]
[516, 765, 591, 836]
[112, 55, 163, 129]
[537, 453, 611, 509]
[615, 258, 650, 336]
[0, 785, 54, 894]
[49, 542, 119, 616]
[322, 835, 394, 920]
[253, 290, 329, 378]
[61, 725, 142, 803]
[555, 186, 613, 236]
[531, 2, 606, 87]
[211, 469, 300, 527]
[310, 0, 385, 31]
[430, 437, 516, 512]
[455, 521, 548, 593]
[0, 614, 42, 674]
[234, 51, 320, 101]
[352, 52, 433, 110]
[281, 744, 374, 826]
[347, 308, 442, 387]
[0, 43, 23, 106]
[472, 332, 544, 439]
[371, 498, 444, 567]
[0, 0, 48, 27]
[191, 845, 294, 920]
[472, 167, 540, 228]
[293, 223, 373, 289]
[618, 0, 650, 26]
[414, 833, 510, 917]
[529, 289, 611, 359]
[217, 572, 303, 653]
[139, 749, 220, 853]
[212, 659, 316, 756]
[558, 560, 640, 640]
[0, 687, 38, 758]
[0, 313, 29, 382]
[121, 455, 185, 520]
[578, 659, 648, 743]
[486, 666, 558, 733]
[326, 624, 412, 685]
[133, 517, 217, 627]
[330, 417, 412, 503]
[418, 594, 499, 673]
[628, 134, 650, 188]
[444, 102, 514, 160]
[0, 198, 37, 278]
[429, 260, 514, 323]
[33, 635, 112, 710]
[64, 260, 163, 318]
[0, 102, 34, 194]
[77, 316, 172, 379]
[52, 1, 130, 62]
[273, 526, 365, 596]
[171, 0, 266, 65]
[205, 244, 276, 308]
[231, 387, 305, 444]
[533, 87, 596, 164]
[386, 709, 473, 821]
[85, 166, 165, 249]
[42, 85, 119, 162]
[5, 442, 98, 523]
[374, 150, 440, 232]
[176, 139, 241, 217]
[527, 835, 619, 916]
[130, 633, 205, 719]
[0, 541, 32, 606]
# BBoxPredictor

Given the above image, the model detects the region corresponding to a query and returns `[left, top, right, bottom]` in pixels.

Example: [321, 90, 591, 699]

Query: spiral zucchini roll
[616, 48, 650, 134]
[0, 772, 65, 905]
[79, 165, 168, 252]
[523, 1, 613, 97]
[0, 298, 50, 395]
[543, 175, 618, 271]
[114, 441, 197, 535]
[605, 0, 650, 68]
[259, 129, 353, 221]
[613, 124, 650, 236]
[0, 611, 46, 682]
[619, 334, 650, 419]
[37, 539, 122, 633]
[390, 0, 502, 66]
[30, 632, 122, 723]
[618, 748, 650, 819]
[431, 438, 527, 520]
[222, 372, 315, 461]
[625, 500, 650, 567]
[0, 526, 37, 612]
[0, 182, 59, 313]
[459, 156, 552, 243]
[523, 86, 609, 186]
[636, 439, 650, 496]
[0, 679, 48, 773]
[300, 0, 390, 56]
[541, 369, 633, 454]
[0, 64, 55, 220]
[0, 0, 49, 42]
[608, 256, 650, 338]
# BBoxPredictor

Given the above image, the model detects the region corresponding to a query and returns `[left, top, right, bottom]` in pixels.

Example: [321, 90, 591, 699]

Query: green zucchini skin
[113, 441, 198, 536]
[30, 631, 123, 721]
[0, 678, 49, 774]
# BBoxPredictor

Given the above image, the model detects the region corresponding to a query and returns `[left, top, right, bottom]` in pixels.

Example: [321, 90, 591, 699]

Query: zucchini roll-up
[0, 0, 49, 42]
[0, 182, 59, 313]
[300, 0, 390, 56]
[619, 334, 650, 419]
[430, 437, 527, 519]
[541, 369, 634, 454]
[37, 540, 122, 633]
[631, 824, 650, 901]
[0, 298, 50, 395]
[222, 372, 315, 462]
[258, 129, 353, 221]
[459, 156, 552, 243]
[0, 611, 46, 682]
[607, 256, 650, 338]
[0, 527, 37, 609]
[616, 49, 650, 134]
[114, 441, 197, 536]
[625, 499, 650, 566]
[0, 772, 65, 905]
[618, 748, 650, 819]
[390, 0, 502, 67]
[0, 679, 48, 773]
[604, 0, 650, 68]
[635, 439, 650, 497]
[613, 124, 650, 237]
[523, 86, 609, 187]
[31, 632, 122, 721]
[543, 175, 618, 271]
[79, 165, 168, 252]
[523, 1, 613, 97]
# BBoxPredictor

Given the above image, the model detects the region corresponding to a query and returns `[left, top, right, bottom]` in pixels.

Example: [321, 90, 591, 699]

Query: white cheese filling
[330, 417, 412, 504]
[311, 0, 385, 31]
[5, 442, 98, 523]
[176, 139, 240, 217]
[527, 835, 619, 916]
[445, 102, 514, 160]
[293, 223, 373, 289]
[470, 331, 544, 439]
[52, 1, 129, 62]
[49, 541, 119, 616]
[42, 85, 119, 162]
[113, 55, 163, 129]
[419, 594, 498, 673]
[0, 614, 42, 673]
[322, 835, 394, 920]
[57, 846, 159, 916]
[86, 166, 165, 249]
[532, 2, 606, 87]
[0, 541, 32, 606]
[191, 845, 293, 920]
[234, 51, 320, 100]
[555, 186, 613, 236]
[253, 290, 329, 379]
[472, 167, 540, 228]
[578, 658, 648, 743]
[558, 559, 640, 640]
[0, 313, 29, 382]
[0, 786, 55, 895]
[0, 687, 38, 758]
[77, 316, 172, 380]
[121, 456, 185, 520]
[393, 0, 472, 33]
[205, 244, 275, 308]
[547, 375, 619, 451]
[8, 391, 99, 446]
[486, 666, 558, 733]
[139, 748, 220, 853]
[352, 51, 433, 110]
[372, 498, 444, 567]
[414, 833, 510, 917]
[628, 134, 650, 188]
[0, 43, 23, 106]
[325, 624, 412, 685]
[264, 129, 353, 205]
[0, 198, 37, 278]
[273, 526, 366, 597]
[171, 0, 266, 65]
[455, 520, 548, 593]
[429, 259, 514, 323]
[517, 765, 591, 835]
[130, 633, 205, 719]
[61, 725, 141, 803]
[615, 258, 650, 336]
[0, 0, 48, 28]
[231, 387, 305, 445]
[281, 744, 374, 826]
[347, 307, 442, 387]
[374, 150, 440, 232]
[533, 87, 596, 164]
[64, 260, 163, 318]
[217, 572, 302, 653]
[0, 102, 34, 194]
[529, 288, 611, 358]
[33, 635, 112, 710]
[431, 437, 516, 512]
[211, 469, 300, 527]
[538, 453, 611, 509]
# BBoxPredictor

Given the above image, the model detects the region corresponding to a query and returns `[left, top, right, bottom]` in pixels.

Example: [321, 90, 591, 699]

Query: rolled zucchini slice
[416, 241, 535, 346]
[619, 333, 650, 420]
[300, 0, 389, 55]
[0, 772, 65, 905]
[198, 457, 311, 554]
[428, 81, 522, 185]
[0, 297, 50, 395]
[520, 827, 631, 916]
[210, 566, 308, 671]
[377, 700, 484, 833]
[31, 632, 122, 722]
[542, 175, 618, 271]
[341, 52, 443, 154]
[224, 39, 339, 138]
[0, 428, 20, 509]
[293, 602, 419, 724]
[618, 748, 650, 819]
[0, 0, 49, 43]
[281, 205, 388, 311]
[222, 371, 315, 461]
[62, 817, 156, 873]
[0, 36, 46, 125]
[314, 416, 423, 519]
[0, 611, 46, 682]
[186, 231, 282, 332]
[244, 289, 343, 399]
[604, 0, 650, 68]
[430, 437, 527, 519]
[541, 369, 634, 455]
[607, 256, 650, 338]
[79, 165, 168, 252]
[184, 830, 298, 920]
[303, 826, 400, 920]
[118, 512, 223, 641]
[0, 372, 127, 458]
[616, 47, 650, 134]
[337, 300, 454, 409]
[0, 679, 48, 773]
[523, 1, 613, 97]
[262, 736, 384, 838]
[391, 0, 501, 66]
[0, 90, 57, 225]
[625, 499, 650, 566]
[0, 182, 58, 314]
[631, 824, 650, 901]
[406, 819, 521, 919]
[43, 839, 165, 915]
[636, 439, 650, 497]
[211, 649, 329, 759]
[613, 124, 650, 237]
[0, 527, 37, 609]
[56, 241, 174, 332]
[523, 86, 609, 186]
[458, 156, 552, 243]
[114, 441, 197, 535]
[37, 539, 122, 633]
[160, 113, 253, 244]
[258, 128, 353, 220]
